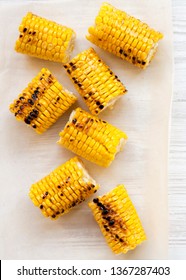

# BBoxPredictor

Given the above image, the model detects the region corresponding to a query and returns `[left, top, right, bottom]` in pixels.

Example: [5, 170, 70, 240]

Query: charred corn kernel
[29, 157, 99, 220]
[89, 185, 146, 254]
[86, 3, 163, 69]
[15, 12, 76, 63]
[64, 48, 127, 115]
[9, 68, 77, 134]
[58, 107, 128, 167]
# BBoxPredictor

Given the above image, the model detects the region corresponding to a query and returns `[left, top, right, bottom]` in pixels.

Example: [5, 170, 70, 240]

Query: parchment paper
[0, 0, 173, 259]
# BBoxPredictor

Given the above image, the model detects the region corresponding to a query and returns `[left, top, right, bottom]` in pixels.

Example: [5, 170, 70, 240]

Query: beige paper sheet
[0, 0, 173, 259]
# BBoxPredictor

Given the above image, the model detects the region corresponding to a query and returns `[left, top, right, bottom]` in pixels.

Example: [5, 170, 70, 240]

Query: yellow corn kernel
[89, 184, 146, 254]
[86, 3, 163, 69]
[29, 157, 99, 220]
[9, 68, 77, 134]
[58, 107, 128, 167]
[64, 48, 127, 115]
[15, 12, 76, 63]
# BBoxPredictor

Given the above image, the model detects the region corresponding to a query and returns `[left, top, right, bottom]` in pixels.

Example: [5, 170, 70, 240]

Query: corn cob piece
[86, 3, 163, 69]
[15, 12, 76, 63]
[64, 48, 127, 115]
[29, 157, 99, 220]
[89, 185, 146, 254]
[9, 68, 77, 134]
[58, 107, 127, 167]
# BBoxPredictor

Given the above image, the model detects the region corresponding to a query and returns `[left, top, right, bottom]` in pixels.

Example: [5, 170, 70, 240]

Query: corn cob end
[15, 12, 76, 63]
[86, 3, 163, 69]
[64, 48, 127, 115]
[89, 184, 146, 254]
[29, 157, 99, 220]
[58, 108, 128, 167]
[9, 68, 77, 133]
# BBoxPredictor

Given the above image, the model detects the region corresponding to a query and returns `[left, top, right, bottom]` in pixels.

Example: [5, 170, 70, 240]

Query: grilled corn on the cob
[58, 107, 128, 167]
[9, 68, 77, 134]
[64, 48, 127, 115]
[15, 12, 76, 63]
[86, 3, 163, 69]
[89, 185, 146, 254]
[29, 157, 99, 220]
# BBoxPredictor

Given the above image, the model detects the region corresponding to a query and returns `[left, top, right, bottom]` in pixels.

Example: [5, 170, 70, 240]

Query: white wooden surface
[169, 0, 186, 259]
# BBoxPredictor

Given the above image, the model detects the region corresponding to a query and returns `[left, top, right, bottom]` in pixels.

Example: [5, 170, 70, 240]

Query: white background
[169, 0, 186, 259]
[1, 260, 186, 280]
